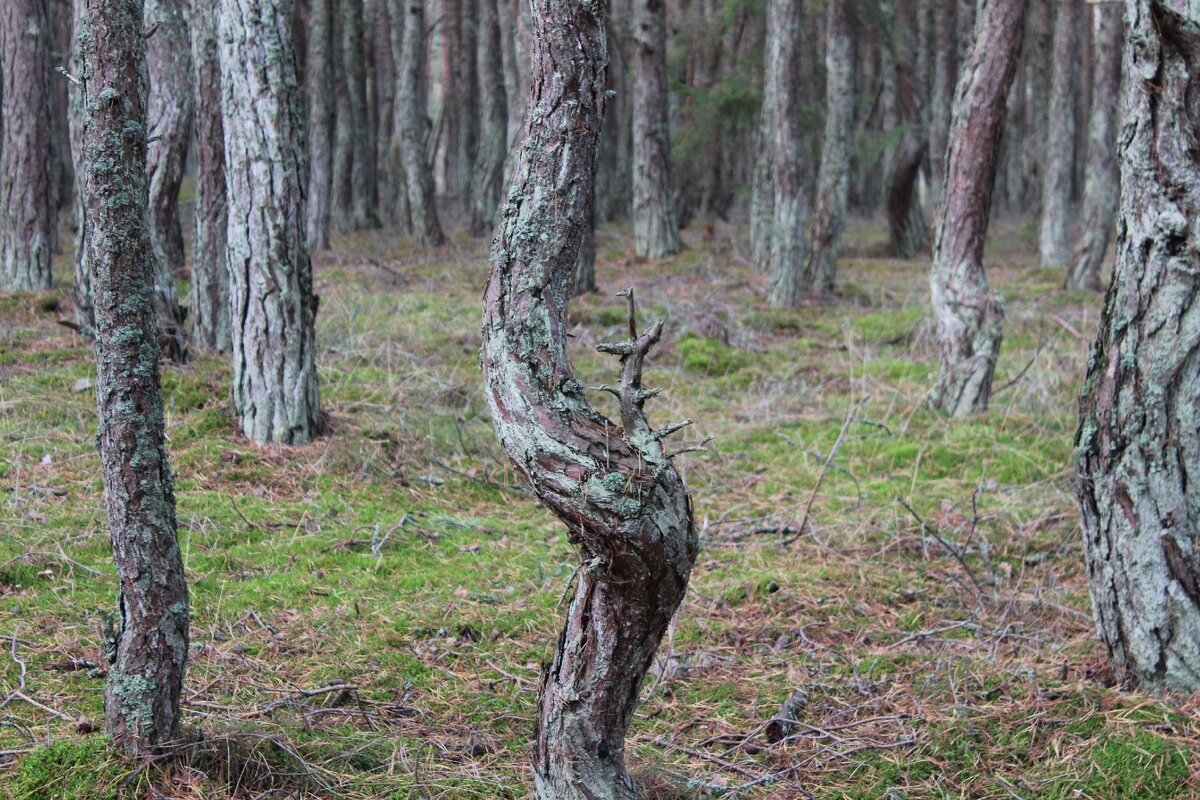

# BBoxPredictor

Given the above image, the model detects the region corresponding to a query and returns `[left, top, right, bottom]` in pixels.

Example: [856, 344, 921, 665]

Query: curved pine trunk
[886, 132, 927, 259]
[79, 0, 189, 755]
[1038, 0, 1080, 269]
[469, 0, 507, 236]
[481, 2, 697, 797]
[219, 0, 322, 444]
[396, 0, 444, 247]
[1075, 0, 1200, 693]
[306, 0, 336, 251]
[929, 0, 1026, 417]
[763, 0, 806, 308]
[632, 0, 680, 260]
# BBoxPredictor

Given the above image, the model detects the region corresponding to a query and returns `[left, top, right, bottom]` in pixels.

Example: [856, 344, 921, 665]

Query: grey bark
[396, 0, 444, 246]
[632, 0, 680, 259]
[481, 2, 697, 798]
[469, 0, 507, 236]
[68, 0, 92, 325]
[1038, 0, 1081, 269]
[763, 0, 806, 308]
[884, 0, 928, 259]
[1067, 4, 1122, 292]
[50, 0, 74, 252]
[573, 193, 598, 296]
[929, 0, 1026, 417]
[219, 0, 322, 444]
[1075, 0, 1200, 693]
[0, 0, 54, 292]
[445, 0, 479, 200]
[344, 0, 378, 228]
[929, 0, 956, 209]
[306, 0, 335, 250]
[188, 0, 229, 352]
[596, 2, 633, 224]
[78, 0, 189, 755]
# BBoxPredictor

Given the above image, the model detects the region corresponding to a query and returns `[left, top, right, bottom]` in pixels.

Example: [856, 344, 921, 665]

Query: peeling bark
[79, 0, 189, 755]
[1075, 0, 1200, 694]
[469, 0, 507, 236]
[632, 0, 680, 259]
[481, 1, 698, 797]
[396, 0, 444, 246]
[1038, 0, 1081, 269]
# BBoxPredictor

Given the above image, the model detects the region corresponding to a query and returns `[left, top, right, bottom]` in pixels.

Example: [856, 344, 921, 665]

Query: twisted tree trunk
[306, 0, 336, 250]
[1038, 0, 1081, 269]
[1075, 0, 1200, 694]
[632, 0, 680, 259]
[481, 2, 697, 797]
[929, 0, 1026, 417]
[763, 0, 806, 308]
[469, 0, 507, 236]
[78, 0, 189, 755]
[396, 0, 444, 246]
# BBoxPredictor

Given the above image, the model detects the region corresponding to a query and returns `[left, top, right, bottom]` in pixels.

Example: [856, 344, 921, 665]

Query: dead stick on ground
[783, 396, 869, 546]
[765, 688, 808, 743]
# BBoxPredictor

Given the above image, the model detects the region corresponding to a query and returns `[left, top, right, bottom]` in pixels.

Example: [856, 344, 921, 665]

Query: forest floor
[1, 218, 1198, 800]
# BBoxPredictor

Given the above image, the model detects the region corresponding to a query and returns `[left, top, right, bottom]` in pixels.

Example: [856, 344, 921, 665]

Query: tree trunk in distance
[469, 0, 507, 236]
[764, 0, 806, 308]
[307, 0, 335, 249]
[929, 0, 1027, 417]
[49, 0, 74, 253]
[0, 0, 54, 292]
[1067, 3, 1122, 292]
[397, 0, 445, 246]
[481, 3, 697, 799]
[1038, 0, 1080, 268]
[1076, 0, 1200, 693]
[887, 132, 927, 258]
[929, 0, 956, 209]
[344, 0, 378, 229]
[220, 0, 322, 444]
[574, 192, 598, 297]
[632, 0, 680, 259]
[78, 0, 189, 755]
[68, 0, 92, 325]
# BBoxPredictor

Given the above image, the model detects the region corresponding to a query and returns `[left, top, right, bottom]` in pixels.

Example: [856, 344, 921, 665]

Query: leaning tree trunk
[396, 0, 445, 246]
[763, 0, 806, 308]
[469, 0, 507, 236]
[929, 0, 1026, 417]
[78, 0, 189, 755]
[306, 0, 336, 250]
[805, 0, 853, 295]
[0, 0, 54, 292]
[144, 0, 191, 362]
[632, 0, 680, 260]
[1067, 4, 1122, 292]
[1037, 0, 1080, 269]
[188, 0, 228, 352]
[1075, 0, 1200, 694]
[219, 0, 322, 444]
[481, 1, 697, 798]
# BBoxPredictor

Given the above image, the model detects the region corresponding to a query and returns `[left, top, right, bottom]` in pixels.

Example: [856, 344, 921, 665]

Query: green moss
[850, 306, 924, 344]
[12, 738, 123, 800]
[1044, 732, 1192, 799]
[677, 334, 750, 377]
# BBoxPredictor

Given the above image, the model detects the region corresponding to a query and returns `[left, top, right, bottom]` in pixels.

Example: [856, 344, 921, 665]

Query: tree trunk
[306, 0, 335, 250]
[67, 0, 92, 325]
[397, 0, 444, 246]
[481, 2, 697, 798]
[632, 0, 680, 259]
[219, 0, 322, 444]
[805, 0, 851, 295]
[1067, 3, 1122, 292]
[1038, 0, 1080, 269]
[0, 0, 54, 292]
[188, 0, 229, 352]
[1075, 0, 1200, 693]
[78, 0, 189, 755]
[763, 0, 805, 308]
[573, 193, 598, 297]
[344, 0, 378, 229]
[887, 132, 927, 258]
[469, 0, 507, 236]
[596, 2, 633, 224]
[144, 0, 191, 363]
[929, 0, 1026, 417]
[49, 0, 74, 253]
[371, 0, 402, 226]
[448, 0, 479, 201]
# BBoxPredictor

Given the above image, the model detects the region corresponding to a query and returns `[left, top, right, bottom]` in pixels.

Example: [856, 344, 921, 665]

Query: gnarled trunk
[396, 0, 444, 246]
[632, 0, 679, 259]
[929, 0, 1026, 417]
[1075, 0, 1200, 694]
[79, 0, 189, 755]
[306, 0, 335, 250]
[469, 0, 507, 236]
[1038, 0, 1081, 269]
[481, 2, 697, 797]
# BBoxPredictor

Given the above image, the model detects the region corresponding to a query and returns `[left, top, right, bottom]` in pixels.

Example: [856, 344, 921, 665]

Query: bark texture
[188, 0, 228, 352]
[0, 0, 54, 291]
[481, 2, 697, 797]
[1075, 0, 1200, 694]
[396, 0, 444, 246]
[68, 0, 93, 325]
[1038, 0, 1081, 268]
[1067, 4, 1122, 292]
[306, 0, 335, 250]
[469, 0, 507, 236]
[219, 0, 322, 444]
[929, 0, 957, 208]
[79, 0, 189, 755]
[929, 0, 1026, 417]
[632, 0, 680, 259]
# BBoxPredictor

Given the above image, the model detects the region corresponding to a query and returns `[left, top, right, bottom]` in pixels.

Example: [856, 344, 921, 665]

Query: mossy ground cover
[1, 220, 1197, 798]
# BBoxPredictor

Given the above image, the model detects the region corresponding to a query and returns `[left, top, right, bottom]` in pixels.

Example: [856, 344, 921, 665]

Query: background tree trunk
[1068, 3, 1122, 292]
[928, 0, 957, 209]
[763, 0, 805, 308]
[397, 0, 445, 246]
[220, 0, 322, 444]
[0, 0, 54, 292]
[632, 0, 680, 259]
[1038, 0, 1080, 269]
[1075, 0, 1200, 694]
[68, 0, 92, 325]
[344, 0, 378, 229]
[188, 0, 229, 352]
[469, 0, 507, 236]
[929, 0, 1027, 417]
[49, 0, 74, 253]
[884, 0, 928, 259]
[306, 0, 335, 250]
[79, 0, 189, 755]
[481, 2, 697, 798]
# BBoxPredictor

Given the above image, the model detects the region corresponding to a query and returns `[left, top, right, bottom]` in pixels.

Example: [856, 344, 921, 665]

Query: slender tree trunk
[67, 0, 92, 325]
[144, 0, 192, 363]
[79, 0, 189, 755]
[385, 0, 412, 231]
[1076, 0, 1200, 693]
[929, 0, 956, 209]
[345, 0, 378, 229]
[929, 0, 1026, 417]
[469, 0, 507, 235]
[220, 0, 322, 444]
[49, 0, 74, 252]
[884, 0, 928, 259]
[596, 2, 633, 224]
[482, 3, 697, 798]
[632, 0, 680, 259]
[1038, 0, 1080, 268]
[763, 0, 805, 308]
[573, 192, 598, 296]
[1067, 4, 1122, 292]
[188, 0, 228, 352]
[0, 0, 54, 292]
[372, 0, 401, 225]
[397, 0, 445, 246]
[805, 0, 852, 295]
[307, 0, 335, 249]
